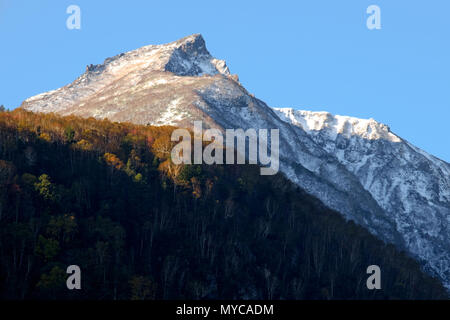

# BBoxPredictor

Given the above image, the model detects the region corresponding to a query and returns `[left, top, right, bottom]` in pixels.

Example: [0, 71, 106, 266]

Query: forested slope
[0, 109, 446, 299]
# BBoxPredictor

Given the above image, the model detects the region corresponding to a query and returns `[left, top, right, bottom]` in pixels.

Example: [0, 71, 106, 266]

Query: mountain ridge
[20, 34, 450, 289]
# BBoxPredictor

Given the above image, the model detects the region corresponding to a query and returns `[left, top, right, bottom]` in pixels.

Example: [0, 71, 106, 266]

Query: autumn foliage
[0, 108, 447, 300]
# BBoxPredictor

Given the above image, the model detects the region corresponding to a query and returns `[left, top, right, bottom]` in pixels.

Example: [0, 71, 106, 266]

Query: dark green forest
[0, 109, 447, 300]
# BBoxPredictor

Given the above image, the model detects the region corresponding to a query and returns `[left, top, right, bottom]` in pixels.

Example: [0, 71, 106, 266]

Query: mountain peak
[163, 33, 230, 76]
[173, 33, 207, 52]
[22, 34, 233, 114]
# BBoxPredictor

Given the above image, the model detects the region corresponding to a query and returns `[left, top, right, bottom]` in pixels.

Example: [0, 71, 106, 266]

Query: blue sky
[1, 0, 449, 161]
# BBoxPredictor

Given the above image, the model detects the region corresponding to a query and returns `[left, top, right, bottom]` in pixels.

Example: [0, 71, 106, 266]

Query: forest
[0, 108, 447, 299]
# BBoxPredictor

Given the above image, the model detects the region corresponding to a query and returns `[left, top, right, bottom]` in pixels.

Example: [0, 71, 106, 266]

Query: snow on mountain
[22, 34, 231, 124]
[274, 108, 450, 287]
[277, 110, 401, 143]
[21, 34, 450, 289]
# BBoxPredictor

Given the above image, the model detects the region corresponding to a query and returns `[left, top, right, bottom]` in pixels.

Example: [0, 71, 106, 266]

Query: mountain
[22, 34, 232, 127]
[273, 109, 450, 286]
[21, 34, 450, 289]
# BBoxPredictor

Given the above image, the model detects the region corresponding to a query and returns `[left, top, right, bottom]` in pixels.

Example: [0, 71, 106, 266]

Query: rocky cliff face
[273, 108, 450, 287]
[21, 34, 450, 289]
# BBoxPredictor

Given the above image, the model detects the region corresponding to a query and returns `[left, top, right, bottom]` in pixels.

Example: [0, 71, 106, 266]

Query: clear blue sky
[1, 0, 449, 161]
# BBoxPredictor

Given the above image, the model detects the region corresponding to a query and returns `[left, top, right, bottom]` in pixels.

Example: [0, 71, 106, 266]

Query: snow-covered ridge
[274, 108, 401, 142]
[274, 107, 450, 289]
